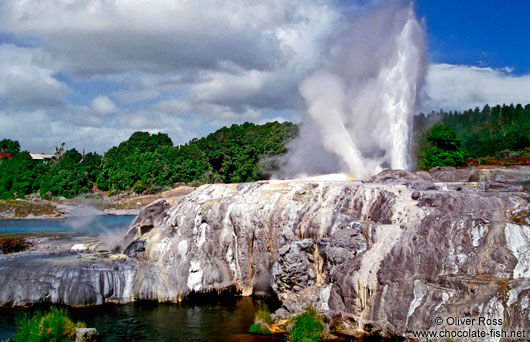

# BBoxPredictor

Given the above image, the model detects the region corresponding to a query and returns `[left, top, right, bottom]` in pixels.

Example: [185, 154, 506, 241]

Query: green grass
[249, 301, 273, 335]
[16, 307, 86, 342]
[255, 301, 272, 325]
[289, 306, 324, 342]
[249, 323, 271, 335]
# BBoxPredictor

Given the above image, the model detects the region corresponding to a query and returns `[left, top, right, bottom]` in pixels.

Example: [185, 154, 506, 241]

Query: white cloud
[0, 0, 335, 75]
[150, 99, 191, 115]
[0, 0, 337, 111]
[0, 105, 186, 154]
[422, 63, 530, 112]
[0, 0, 340, 154]
[91, 96, 116, 115]
[0, 44, 68, 107]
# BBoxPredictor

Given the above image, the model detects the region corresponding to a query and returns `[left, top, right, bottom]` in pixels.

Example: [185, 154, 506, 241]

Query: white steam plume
[281, 3, 426, 179]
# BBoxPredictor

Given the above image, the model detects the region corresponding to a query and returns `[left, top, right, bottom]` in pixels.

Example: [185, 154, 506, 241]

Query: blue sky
[416, 0, 530, 74]
[0, 0, 528, 154]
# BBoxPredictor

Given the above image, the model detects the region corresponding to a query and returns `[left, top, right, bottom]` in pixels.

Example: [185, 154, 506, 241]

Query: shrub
[249, 323, 271, 335]
[16, 307, 86, 342]
[132, 180, 146, 194]
[289, 306, 324, 342]
[0, 238, 31, 254]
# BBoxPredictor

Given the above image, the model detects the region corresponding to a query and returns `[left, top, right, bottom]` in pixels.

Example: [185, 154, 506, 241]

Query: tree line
[414, 103, 530, 169]
[0, 121, 298, 199]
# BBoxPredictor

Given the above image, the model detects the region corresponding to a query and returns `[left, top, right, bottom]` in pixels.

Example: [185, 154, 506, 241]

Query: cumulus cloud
[91, 96, 117, 115]
[0, 0, 338, 152]
[0, 0, 337, 111]
[422, 64, 530, 112]
[0, 44, 68, 108]
[0, 108, 113, 153]
[0, 0, 335, 76]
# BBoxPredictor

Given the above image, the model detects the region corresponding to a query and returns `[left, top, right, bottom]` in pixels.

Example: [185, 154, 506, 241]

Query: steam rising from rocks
[281, 3, 426, 179]
[65, 205, 129, 251]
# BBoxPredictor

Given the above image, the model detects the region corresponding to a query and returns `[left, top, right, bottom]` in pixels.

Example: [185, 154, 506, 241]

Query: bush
[132, 180, 146, 194]
[249, 323, 271, 335]
[0, 238, 31, 254]
[289, 306, 324, 342]
[16, 307, 86, 342]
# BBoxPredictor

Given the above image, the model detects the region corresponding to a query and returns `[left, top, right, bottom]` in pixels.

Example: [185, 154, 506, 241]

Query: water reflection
[0, 297, 286, 342]
[0, 296, 392, 341]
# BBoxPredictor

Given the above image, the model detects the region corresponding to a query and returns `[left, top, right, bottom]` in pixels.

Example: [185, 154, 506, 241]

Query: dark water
[0, 215, 135, 233]
[0, 297, 287, 342]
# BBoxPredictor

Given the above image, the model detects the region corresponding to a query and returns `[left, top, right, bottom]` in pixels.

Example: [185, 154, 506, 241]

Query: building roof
[30, 153, 54, 160]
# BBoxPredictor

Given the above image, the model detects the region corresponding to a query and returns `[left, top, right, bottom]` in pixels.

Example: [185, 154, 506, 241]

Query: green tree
[39, 148, 89, 198]
[1, 123, 300, 198]
[0, 138, 20, 154]
[419, 124, 466, 169]
[80, 152, 102, 183]
[427, 124, 462, 150]
[414, 102, 530, 163]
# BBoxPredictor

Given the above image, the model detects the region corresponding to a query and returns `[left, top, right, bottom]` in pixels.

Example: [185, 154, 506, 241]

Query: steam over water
[282, 4, 426, 179]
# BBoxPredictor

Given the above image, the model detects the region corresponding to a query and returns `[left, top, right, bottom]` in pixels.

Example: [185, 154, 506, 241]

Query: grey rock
[0, 251, 137, 306]
[75, 327, 98, 342]
[431, 166, 530, 183]
[272, 238, 317, 306]
[123, 239, 146, 258]
[122, 199, 171, 251]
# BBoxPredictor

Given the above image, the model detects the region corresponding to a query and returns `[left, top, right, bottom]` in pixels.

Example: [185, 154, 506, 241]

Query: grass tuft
[249, 322, 271, 335]
[255, 301, 272, 325]
[289, 306, 324, 342]
[15, 307, 86, 342]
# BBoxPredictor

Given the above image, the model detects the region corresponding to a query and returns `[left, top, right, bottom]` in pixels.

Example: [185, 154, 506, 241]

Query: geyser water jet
[281, 3, 426, 179]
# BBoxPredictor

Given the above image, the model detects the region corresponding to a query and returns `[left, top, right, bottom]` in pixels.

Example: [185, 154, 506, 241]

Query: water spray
[281, 4, 426, 179]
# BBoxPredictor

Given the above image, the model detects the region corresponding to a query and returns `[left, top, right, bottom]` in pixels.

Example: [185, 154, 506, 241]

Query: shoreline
[0, 185, 195, 220]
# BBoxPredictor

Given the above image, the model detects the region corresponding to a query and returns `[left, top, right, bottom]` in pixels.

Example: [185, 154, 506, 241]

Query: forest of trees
[0, 121, 298, 199]
[414, 103, 530, 169]
[1, 103, 528, 199]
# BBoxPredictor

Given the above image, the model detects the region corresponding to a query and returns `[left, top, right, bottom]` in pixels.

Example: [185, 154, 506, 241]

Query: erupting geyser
[282, 3, 426, 179]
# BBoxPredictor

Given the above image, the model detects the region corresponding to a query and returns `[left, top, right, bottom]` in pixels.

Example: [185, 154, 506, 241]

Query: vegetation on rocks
[0, 199, 61, 218]
[0, 237, 31, 254]
[249, 301, 273, 335]
[249, 323, 271, 335]
[15, 307, 86, 342]
[288, 307, 324, 342]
